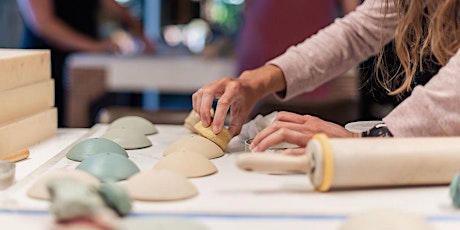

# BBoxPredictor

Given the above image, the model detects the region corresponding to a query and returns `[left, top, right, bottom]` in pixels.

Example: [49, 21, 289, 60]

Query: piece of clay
[244, 138, 298, 152]
[98, 182, 132, 217]
[66, 138, 128, 162]
[184, 110, 201, 133]
[120, 217, 208, 230]
[194, 121, 232, 151]
[450, 172, 460, 207]
[0, 160, 15, 190]
[101, 126, 152, 150]
[154, 151, 217, 178]
[163, 135, 224, 159]
[76, 153, 140, 182]
[47, 177, 110, 221]
[110, 116, 158, 135]
[125, 169, 197, 201]
[340, 209, 435, 230]
[27, 169, 99, 200]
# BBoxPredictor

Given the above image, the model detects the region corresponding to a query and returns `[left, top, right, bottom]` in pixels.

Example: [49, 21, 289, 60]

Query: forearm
[239, 64, 287, 101]
[99, 0, 144, 37]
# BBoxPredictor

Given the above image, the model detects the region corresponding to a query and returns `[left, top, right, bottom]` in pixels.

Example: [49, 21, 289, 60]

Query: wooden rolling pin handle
[237, 152, 310, 174]
[0, 148, 30, 162]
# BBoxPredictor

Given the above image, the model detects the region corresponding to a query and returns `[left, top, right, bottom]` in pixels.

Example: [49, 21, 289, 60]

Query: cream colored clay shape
[27, 169, 100, 200]
[125, 169, 198, 201]
[101, 126, 152, 149]
[154, 151, 217, 178]
[110, 116, 158, 135]
[163, 135, 224, 159]
[183, 109, 214, 133]
[340, 209, 435, 230]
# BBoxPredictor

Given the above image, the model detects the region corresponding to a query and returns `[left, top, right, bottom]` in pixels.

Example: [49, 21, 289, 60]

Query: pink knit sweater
[269, 0, 460, 137]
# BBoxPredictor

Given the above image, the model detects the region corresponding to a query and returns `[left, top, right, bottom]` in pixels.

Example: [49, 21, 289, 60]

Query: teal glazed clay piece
[98, 182, 132, 217]
[66, 138, 128, 162]
[110, 116, 158, 135]
[450, 173, 460, 207]
[76, 153, 140, 182]
[101, 126, 152, 150]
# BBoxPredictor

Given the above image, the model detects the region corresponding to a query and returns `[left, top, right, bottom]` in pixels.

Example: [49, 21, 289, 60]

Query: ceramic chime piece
[101, 126, 152, 150]
[154, 151, 217, 178]
[66, 138, 128, 162]
[76, 153, 140, 182]
[163, 135, 224, 159]
[110, 116, 158, 135]
[125, 169, 197, 201]
[27, 169, 99, 200]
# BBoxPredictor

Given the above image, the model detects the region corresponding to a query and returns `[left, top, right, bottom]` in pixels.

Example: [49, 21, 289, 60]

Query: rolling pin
[237, 134, 460, 192]
[0, 148, 30, 162]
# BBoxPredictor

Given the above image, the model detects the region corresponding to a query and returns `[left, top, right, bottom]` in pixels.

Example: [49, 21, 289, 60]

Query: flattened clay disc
[27, 169, 99, 200]
[110, 116, 158, 135]
[340, 209, 434, 230]
[121, 217, 208, 230]
[76, 153, 140, 182]
[66, 138, 128, 162]
[154, 151, 217, 178]
[101, 126, 152, 150]
[163, 135, 224, 159]
[125, 169, 197, 201]
[194, 121, 232, 151]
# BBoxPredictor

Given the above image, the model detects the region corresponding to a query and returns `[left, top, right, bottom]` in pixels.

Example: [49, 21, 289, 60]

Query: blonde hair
[377, 0, 460, 97]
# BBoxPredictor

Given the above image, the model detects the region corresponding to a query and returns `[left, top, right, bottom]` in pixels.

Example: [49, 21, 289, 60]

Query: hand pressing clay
[163, 135, 224, 159]
[194, 121, 232, 151]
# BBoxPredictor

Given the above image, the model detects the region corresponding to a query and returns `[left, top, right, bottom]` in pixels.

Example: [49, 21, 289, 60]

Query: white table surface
[1, 125, 460, 230]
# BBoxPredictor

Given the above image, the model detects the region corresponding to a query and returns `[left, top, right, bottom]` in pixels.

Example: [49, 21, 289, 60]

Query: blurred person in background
[17, 0, 155, 127]
[235, 0, 360, 121]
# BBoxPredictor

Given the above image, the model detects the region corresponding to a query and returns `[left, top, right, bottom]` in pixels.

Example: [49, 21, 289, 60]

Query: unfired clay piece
[98, 182, 132, 217]
[340, 209, 434, 230]
[76, 153, 140, 182]
[66, 138, 128, 162]
[184, 110, 201, 133]
[154, 151, 217, 178]
[110, 116, 158, 135]
[101, 126, 152, 150]
[27, 169, 99, 200]
[194, 121, 232, 151]
[0, 160, 15, 190]
[163, 135, 224, 159]
[125, 169, 197, 201]
[120, 217, 208, 230]
[47, 177, 109, 221]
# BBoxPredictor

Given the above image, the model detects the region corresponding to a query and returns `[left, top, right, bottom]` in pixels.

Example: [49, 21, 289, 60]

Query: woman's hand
[250, 111, 359, 155]
[192, 65, 287, 136]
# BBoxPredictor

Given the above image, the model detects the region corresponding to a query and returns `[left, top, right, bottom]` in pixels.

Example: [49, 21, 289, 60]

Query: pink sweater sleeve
[383, 50, 460, 136]
[268, 0, 397, 99]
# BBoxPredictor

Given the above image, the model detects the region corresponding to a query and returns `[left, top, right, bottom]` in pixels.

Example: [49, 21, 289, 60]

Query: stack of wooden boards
[0, 49, 57, 158]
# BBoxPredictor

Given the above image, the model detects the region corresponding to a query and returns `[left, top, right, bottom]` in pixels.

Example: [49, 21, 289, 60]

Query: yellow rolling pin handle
[0, 148, 30, 162]
[313, 134, 334, 193]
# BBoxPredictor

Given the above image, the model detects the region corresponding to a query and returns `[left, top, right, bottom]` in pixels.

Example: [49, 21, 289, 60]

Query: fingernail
[213, 125, 220, 133]
[251, 146, 259, 152]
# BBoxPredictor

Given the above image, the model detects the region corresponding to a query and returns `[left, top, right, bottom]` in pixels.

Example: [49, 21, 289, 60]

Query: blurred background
[0, 0, 388, 128]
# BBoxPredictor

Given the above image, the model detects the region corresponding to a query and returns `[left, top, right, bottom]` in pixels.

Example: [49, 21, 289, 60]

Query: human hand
[98, 39, 121, 54]
[193, 65, 286, 136]
[192, 77, 259, 136]
[250, 111, 359, 155]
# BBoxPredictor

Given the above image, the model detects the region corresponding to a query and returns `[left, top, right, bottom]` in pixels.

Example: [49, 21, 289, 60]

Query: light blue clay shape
[110, 116, 158, 135]
[76, 153, 140, 182]
[67, 138, 128, 162]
